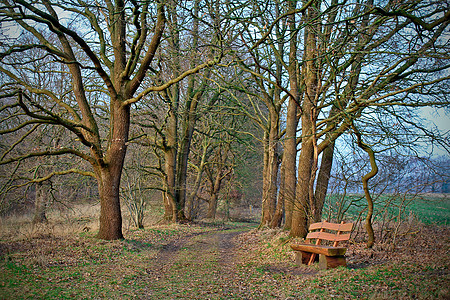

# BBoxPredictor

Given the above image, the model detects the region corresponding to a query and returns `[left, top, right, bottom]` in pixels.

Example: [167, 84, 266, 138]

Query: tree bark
[291, 138, 313, 237]
[97, 167, 124, 240]
[313, 141, 335, 222]
[175, 93, 199, 221]
[185, 145, 207, 220]
[206, 146, 232, 220]
[283, 0, 300, 231]
[290, 0, 319, 238]
[32, 180, 51, 224]
[207, 193, 219, 219]
[270, 159, 284, 228]
[163, 103, 178, 222]
[353, 125, 378, 248]
[96, 102, 130, 240]
[260, 106, 280, 227]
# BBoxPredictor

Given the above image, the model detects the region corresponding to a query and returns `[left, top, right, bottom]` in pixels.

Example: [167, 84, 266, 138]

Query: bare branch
[15, 0, 117, 98]
[0, 148, 94, 165]
[123, 56, 222, 106]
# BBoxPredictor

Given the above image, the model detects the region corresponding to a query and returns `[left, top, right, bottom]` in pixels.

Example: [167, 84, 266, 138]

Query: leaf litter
[0, 221, 448, 299]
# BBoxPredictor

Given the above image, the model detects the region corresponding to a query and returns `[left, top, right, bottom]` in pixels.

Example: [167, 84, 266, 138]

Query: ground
[0, 218, 449, 299]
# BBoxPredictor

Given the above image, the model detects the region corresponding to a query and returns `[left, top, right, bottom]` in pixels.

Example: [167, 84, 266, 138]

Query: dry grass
[0, 203, 100, 240]
[0, 200, 167, 240]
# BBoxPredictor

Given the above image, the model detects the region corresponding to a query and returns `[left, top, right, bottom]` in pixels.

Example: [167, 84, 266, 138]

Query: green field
[408, 196, 450, 225]
[323, 194, 450, 225]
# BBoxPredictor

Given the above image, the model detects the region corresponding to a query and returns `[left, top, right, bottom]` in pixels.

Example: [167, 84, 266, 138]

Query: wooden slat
[309, 222, 353, 232]
[291, 244, 347, 256]
[308, 227, 324, 265]
[306, 232, 351, 242]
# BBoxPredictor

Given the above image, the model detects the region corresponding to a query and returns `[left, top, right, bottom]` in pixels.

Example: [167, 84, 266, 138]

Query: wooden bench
[290, 221, 353, 270]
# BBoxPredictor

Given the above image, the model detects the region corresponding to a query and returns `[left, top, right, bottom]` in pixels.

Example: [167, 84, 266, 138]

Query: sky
[420, 107, 450, 157]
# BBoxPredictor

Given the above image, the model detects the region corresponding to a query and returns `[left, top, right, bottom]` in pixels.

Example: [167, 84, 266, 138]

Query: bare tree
[352, 123, 378, 248]
[0, 0, 220, 239]
[129, 0, 243, 223]
[235, 0, 449, 238]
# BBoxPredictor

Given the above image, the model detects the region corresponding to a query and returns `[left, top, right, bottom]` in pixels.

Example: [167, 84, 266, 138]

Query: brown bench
[290, 221, 353, 269]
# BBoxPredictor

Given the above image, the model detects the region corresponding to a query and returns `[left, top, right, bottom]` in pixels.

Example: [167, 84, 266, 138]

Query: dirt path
[137, 224, 320, 299]
[142, 227, 247, 299]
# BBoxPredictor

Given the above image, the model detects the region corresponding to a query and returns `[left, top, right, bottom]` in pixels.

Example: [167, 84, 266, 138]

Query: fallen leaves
[0, 221, 448, 299]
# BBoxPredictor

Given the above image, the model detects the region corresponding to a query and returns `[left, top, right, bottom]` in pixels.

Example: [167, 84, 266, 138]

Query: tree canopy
[0, 0, 448, 240]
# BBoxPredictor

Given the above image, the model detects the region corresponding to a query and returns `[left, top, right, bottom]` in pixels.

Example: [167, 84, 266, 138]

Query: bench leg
[319, 255, 347, 269]
[294, 251, 302, 265]
[294, 251, 319, 265]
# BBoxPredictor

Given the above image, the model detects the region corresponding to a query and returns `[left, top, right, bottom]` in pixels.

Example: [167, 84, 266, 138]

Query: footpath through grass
[1, 220, 449, 299]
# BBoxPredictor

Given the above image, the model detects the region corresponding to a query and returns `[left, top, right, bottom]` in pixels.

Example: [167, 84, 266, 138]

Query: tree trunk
[259, 1, 283, 228]
[164, 143, 178, 222]
[260, 107, 280, 227]
[96, 103, 130, 240]
[354, 125, 378, 248]
[172, 0, 205, 221]
[282, 106, 297, 230]
[270, 160, 284, 228]
[163, 144, 177, 224]
[186, 146, 207, 220]
[291, 139, 313, 237]
[159, 0, 181, 222]
[161, 82, 179, 222]
[175, 97, 198, 221]
[290, 0, 319, 238]
[206, 156, 230, 220]
[96, 167, 124, 240]
[207, 193, 219, 219]
[283, 0, 300, 231]
[186, 176, 202, 220]
[32, 180, 51, 224]
[313, 141, 335, 222]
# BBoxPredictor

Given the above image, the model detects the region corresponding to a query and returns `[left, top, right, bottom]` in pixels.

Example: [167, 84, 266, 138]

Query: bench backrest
[306, 221, 353, 247]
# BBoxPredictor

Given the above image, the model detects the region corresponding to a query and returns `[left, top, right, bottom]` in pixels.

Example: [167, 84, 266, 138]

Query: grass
[245, 224, 449, 299]
[0, 237, 154, 299]
[0, 214, 258, 299]
[323, 193, 450, 225]
[408, 195, 450, 225]
[1, 222, 448, 299]
[0, 197, 449, 299]
[292, 263, 448, 299]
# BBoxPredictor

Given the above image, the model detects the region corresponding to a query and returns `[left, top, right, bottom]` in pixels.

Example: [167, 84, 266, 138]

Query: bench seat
[290, 244, 347, 256]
